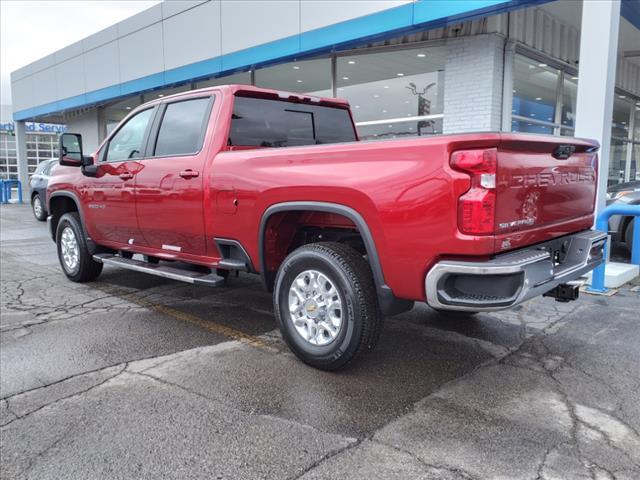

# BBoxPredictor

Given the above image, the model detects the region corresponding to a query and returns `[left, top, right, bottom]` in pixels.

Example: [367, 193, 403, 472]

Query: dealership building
[9, 0, 640, 204]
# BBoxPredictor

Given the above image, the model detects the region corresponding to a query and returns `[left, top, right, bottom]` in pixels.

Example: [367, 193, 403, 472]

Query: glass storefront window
[255, 58, 331, 97]
[634, 105, 640, 142]
[609, 139, 628, 186]
[512, 55, 559, 126]
[336, 47, 445, 141]
[612, 96, 631, 140]
[195, 71, 251, 89]
[560, 76, 578, 130]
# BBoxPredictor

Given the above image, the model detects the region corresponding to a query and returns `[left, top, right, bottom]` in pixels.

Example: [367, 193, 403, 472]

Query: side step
[93, 254, 226, 287]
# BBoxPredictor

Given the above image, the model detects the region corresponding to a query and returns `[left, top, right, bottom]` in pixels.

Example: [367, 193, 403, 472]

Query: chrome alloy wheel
[60, 226, 80, 272]
[288, 269, 343, 346]
[33, 196, 43, 218]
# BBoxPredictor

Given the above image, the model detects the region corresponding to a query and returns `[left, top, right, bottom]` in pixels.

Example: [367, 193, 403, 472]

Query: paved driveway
[1, 204, 639, 479]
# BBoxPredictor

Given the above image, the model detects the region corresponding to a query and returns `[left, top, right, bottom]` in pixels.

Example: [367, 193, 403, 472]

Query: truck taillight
[451, 148, 497, 235]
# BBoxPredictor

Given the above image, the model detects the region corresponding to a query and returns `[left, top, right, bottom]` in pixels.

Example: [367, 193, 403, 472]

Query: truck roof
[139, 84, 350, 110]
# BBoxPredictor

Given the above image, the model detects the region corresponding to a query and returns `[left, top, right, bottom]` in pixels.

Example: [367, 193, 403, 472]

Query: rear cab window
[229, 96, 356, 148]
[153, 97, 213, 157]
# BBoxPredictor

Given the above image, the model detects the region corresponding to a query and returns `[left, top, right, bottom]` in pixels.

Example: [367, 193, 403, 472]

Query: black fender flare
[258, 201, 413, 316]
[48, 191, 96, 253]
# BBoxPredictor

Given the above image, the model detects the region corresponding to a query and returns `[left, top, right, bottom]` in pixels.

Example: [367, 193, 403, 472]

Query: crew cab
[47, 85, 605, 370]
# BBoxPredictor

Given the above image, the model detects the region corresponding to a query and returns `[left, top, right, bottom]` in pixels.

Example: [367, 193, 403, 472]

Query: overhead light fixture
[355, 105, 360, 109]
[530, 113, 536, 117]
[618, 95, 626, 99]
[125, 106, 132, 110]
[404, 100, 409, 104]
[535, 97, 542, 101]
[373, 94, 380, 98]
[292, 65, 300, 70]
[158, 94, 164, 97]
[417, 53, 426, 58]
[296, 79, 303, 83]
[407, 113, 412, 117]
[388, 125, 393, 128]
[342, 76, 349, 80]
[538, 63, 547, 67]
[382, 109, 387, 113]
[348, 60, 356, 65]
[396, 73, 404, 77]
[571, 76, 578, 80]
[513, 89, 516, 93]
[383, 86, 389, 89]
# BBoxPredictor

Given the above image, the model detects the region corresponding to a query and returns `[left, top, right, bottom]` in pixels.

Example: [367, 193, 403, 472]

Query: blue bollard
[586, 204, 640, 293]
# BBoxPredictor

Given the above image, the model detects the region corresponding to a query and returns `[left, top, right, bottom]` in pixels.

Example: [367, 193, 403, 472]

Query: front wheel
[32, 194, 47, 221]
[273, 242, 381, 371]
[56, 212, 103, 282]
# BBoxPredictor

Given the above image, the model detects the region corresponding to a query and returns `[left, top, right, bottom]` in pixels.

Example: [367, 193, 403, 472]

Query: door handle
[119, 172, 134, 180]
[179, 170, 200, 179]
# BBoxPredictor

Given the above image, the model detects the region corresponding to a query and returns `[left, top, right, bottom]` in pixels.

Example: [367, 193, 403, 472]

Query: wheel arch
[258, 201, 413, 316]
[48, 191, 96, 252]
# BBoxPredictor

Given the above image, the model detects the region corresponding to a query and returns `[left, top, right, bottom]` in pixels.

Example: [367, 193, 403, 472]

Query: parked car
[46, 85, 605, 370]
[607, 180, 639, 252]
[29, 159, 58, 221]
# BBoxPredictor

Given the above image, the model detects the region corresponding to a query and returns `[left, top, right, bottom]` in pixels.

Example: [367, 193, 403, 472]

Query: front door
[83, 107, 155, 247]
[135, 96, 214, 257]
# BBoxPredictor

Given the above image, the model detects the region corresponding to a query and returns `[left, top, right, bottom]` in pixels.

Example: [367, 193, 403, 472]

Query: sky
[0, 0, 161, 107]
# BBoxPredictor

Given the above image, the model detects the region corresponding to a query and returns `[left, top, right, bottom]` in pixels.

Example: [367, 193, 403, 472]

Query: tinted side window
[229, 96, 356, 148]
[106, 108, 154, 162]
[154, 98, 211, 156]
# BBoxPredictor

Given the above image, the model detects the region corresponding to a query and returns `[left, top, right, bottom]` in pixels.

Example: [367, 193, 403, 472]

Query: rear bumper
[425, 229, 606, 312]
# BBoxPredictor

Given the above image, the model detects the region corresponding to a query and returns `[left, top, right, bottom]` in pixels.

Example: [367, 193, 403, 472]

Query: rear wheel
[56, 212, 103, 282]
[273, 242, 381, 370]
[32, 194, 47, 221]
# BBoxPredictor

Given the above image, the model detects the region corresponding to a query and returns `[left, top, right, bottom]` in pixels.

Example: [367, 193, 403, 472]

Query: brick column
[443, 34, 505, 134]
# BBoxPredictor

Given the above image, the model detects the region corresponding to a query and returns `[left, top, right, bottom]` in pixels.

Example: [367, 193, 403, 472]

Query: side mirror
[59, 133, 83, 167]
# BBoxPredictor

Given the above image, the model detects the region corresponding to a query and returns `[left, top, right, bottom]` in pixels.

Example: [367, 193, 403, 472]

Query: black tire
[273, 242, 381, 371]
[624, 218, 635, 254]
[56, 212, 103, 282]
[31, 193, 47, 221]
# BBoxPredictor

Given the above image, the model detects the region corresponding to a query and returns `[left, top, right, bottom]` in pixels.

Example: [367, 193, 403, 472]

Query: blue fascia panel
[300, 3, 414, 52]
[221, 35, 301, 71]
[164, 57, 223, 85]
[85, 85, 121, 105]
[622, 0, 640, 30]
[120, 72, 166, 97]
[14, 0, 558, 121]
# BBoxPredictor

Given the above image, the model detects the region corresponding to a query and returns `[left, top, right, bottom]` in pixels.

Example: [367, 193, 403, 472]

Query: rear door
[135, 95, 214, 257]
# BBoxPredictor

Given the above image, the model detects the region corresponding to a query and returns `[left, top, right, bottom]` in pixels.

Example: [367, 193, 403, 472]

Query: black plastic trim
[48, 191, 97, 254]
[258, 201, 413, 316]
[214, 237, 255, 273]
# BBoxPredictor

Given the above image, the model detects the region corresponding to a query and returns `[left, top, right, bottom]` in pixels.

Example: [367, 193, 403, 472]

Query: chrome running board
[93, 254, 225, 287]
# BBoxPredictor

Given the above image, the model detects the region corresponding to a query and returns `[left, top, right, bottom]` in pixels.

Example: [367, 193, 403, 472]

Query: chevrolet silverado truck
[48, 85, 606, 370]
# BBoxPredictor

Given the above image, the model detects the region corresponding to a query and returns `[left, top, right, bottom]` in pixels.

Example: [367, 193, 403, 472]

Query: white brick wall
[443, 34, 505, 134]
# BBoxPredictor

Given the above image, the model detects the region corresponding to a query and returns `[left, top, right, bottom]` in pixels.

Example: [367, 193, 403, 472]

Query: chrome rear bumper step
[93, 254, 225, 287]
[425, 229, 606, 312]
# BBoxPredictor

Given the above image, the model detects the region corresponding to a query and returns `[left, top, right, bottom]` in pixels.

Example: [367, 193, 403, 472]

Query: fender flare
[258, 201, 413, 316]
[48, 191, 96, 252]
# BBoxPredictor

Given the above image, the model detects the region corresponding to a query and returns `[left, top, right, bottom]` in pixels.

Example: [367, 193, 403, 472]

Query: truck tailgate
[494, 135, 598, 251]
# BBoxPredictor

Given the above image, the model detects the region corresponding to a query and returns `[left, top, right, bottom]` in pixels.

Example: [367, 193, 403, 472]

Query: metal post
[586, 204, 640, 293]
[574, 0, 621, 216]
[15, 120, 29, 199]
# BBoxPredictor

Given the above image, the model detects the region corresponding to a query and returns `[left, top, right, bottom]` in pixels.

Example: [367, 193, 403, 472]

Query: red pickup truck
[48, 85, 605, 370]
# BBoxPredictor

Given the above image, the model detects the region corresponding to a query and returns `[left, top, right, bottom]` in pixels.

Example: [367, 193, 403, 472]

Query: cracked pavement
[1, 204, 639, 480]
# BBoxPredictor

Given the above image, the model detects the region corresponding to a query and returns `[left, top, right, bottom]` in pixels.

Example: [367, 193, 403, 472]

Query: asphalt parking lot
[1, 203, 639, 480]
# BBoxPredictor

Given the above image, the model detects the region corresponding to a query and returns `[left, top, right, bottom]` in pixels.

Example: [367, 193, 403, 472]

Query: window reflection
[255, 58, 331, 97]
[512, 55, 559, 125]
[336, 47, 445, 141]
